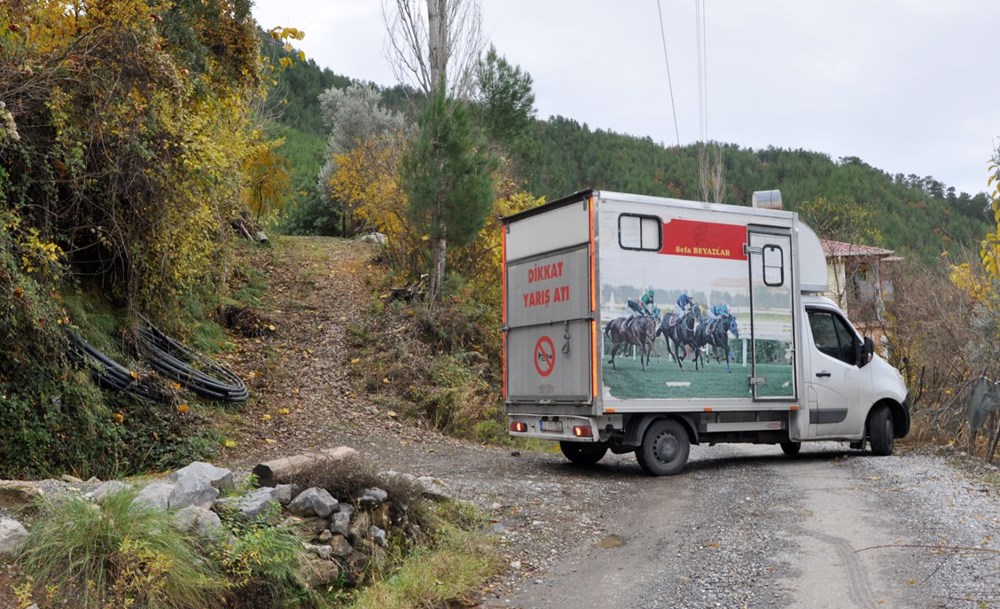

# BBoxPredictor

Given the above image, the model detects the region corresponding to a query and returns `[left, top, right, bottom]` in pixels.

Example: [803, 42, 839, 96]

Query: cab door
[804, 307, 869, 437]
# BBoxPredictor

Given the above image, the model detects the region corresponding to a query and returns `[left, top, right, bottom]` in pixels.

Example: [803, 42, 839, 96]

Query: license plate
[539, 420, 563, 433]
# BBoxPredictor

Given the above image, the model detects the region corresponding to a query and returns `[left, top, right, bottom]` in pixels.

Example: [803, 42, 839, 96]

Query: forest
[269, 46, 992, 265]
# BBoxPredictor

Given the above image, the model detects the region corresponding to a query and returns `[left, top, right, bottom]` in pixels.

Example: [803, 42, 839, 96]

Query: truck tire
[868, 404, 895, 456]
[559, 441, 608, 466]
[780, 441, 801, 456]
[636, 419, 690, 476]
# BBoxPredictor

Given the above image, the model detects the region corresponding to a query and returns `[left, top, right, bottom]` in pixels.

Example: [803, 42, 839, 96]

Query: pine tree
[401, 89, 495, 308]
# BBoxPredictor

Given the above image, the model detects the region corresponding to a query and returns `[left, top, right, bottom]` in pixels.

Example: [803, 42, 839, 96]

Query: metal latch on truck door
[744, 244, 763, 255]
[749, 377, 767, 386]
[562, 320, 571, 354]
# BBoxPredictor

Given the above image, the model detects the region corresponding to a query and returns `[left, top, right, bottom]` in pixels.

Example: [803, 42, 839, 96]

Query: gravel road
[428, 442, 1000, 609]
[280, 429, 998, 608]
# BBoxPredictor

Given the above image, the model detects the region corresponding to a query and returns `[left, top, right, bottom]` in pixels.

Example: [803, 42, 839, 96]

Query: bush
[349, 501, 501, 609]
[277, 452, 423, 509]
[18, 489, 228, 609]
[212, 507, 312, 608]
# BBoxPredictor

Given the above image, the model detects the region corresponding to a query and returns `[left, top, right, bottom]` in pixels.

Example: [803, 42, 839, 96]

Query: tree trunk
[427, 0, 447, 92]
[251, 447, 359, 488]
[428, 236, 447, 310]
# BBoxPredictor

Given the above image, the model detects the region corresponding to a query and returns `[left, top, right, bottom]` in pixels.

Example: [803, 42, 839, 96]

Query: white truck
[501, 189, 910, 475]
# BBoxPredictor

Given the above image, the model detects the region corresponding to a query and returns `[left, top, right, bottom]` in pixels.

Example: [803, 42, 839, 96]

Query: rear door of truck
[746, 227, 798, 401]
[503, 193, 597, 414]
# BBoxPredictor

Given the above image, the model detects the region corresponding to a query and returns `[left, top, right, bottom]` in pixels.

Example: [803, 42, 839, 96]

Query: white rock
[0, 517, 29, 556]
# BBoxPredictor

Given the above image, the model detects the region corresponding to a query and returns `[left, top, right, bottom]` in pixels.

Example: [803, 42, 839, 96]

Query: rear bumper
[507, 414, 600, 441]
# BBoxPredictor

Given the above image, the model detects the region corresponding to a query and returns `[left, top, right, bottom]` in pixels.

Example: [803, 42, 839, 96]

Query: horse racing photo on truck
[501, 189, 910, 475]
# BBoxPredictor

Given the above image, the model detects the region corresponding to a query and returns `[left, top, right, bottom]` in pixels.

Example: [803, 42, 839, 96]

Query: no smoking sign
[534, 335, 555, 377]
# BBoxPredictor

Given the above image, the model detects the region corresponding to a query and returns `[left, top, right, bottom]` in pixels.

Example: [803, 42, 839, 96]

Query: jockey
[707, 302, 729, 332]
[674, 293, 693, 317]
[627, 289, 656, 316]
[641, 289, 655, 315]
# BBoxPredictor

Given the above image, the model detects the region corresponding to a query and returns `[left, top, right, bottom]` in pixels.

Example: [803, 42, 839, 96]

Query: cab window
[807, 309, 857, 365]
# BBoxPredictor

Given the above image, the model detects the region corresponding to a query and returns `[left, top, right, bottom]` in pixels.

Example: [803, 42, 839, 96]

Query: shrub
[18, 489, 227, 609]
[212, 508, 312, 608]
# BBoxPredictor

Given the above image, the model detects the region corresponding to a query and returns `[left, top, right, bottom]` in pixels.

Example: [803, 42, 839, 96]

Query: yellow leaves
[242, 139, 292, 222]
[113, 412, 125, 424]
[223, 439, 238, 448]
[261, 414, 271, 421]
[278, 408, 290, 415]
[278, 56, 293, 69]
[177, 403, 190, 413]
[949, 262, 996, 304]
[268, 27, 305, 41]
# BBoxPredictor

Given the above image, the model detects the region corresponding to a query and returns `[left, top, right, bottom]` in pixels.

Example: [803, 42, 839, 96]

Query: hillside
[270, 57, 991, 263]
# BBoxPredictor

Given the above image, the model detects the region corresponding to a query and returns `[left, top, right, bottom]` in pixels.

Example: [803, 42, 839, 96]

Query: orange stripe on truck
[589, 196, 599, 399]
[501, 227, 508, 400]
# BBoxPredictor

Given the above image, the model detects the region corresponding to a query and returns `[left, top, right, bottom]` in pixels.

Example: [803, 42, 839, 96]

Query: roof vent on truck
[751, 190, 783, 210]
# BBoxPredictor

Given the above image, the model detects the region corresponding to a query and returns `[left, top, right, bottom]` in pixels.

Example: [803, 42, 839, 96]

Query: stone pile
[0, 447, 452, 589]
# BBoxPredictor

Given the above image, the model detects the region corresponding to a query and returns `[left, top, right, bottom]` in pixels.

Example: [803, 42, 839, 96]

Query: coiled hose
[67, 332, 173, 404]
[134, 318, 249, 402]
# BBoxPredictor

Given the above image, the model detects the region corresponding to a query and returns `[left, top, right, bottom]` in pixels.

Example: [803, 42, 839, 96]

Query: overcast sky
[252, 0, 999, 197]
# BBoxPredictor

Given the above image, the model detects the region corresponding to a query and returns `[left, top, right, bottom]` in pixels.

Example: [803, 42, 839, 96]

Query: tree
[328, 131, 418, 273]
[400, 89, 495, 308]
[317, 83, 407, 235]
[698, 142, 726, 203]
[473, 45, 535, 145]
[382, 0, 484, 100]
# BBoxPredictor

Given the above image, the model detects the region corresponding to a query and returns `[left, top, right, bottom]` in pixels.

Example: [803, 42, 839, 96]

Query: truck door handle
[815, 371, 831, 378]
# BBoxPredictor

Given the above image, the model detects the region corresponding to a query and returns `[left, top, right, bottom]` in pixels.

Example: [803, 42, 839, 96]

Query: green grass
[603, 356, 794, 399]
[18, 488, 228, 609]
[348, 503, 502, 609]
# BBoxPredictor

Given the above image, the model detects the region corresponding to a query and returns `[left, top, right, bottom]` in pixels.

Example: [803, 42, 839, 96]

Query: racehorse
[605, 315, 658, 371]
[656, 305, 701, 370]
[694, 314, 739, 373]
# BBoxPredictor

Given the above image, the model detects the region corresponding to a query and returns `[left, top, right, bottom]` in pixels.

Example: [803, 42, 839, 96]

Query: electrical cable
[656, 0, 681, 146]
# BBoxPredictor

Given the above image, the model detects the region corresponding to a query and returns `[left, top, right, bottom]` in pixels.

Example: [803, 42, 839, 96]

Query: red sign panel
[659, 219, 747, 261]
[534, 336, 555, 377]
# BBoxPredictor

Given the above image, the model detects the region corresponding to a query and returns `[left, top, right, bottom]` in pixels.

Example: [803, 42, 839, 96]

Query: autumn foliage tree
[0, 0, 279, 476]
[328, 131, 422, 273]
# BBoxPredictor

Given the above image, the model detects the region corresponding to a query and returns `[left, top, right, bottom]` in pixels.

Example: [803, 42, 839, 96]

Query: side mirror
[858, 336, 874, 367]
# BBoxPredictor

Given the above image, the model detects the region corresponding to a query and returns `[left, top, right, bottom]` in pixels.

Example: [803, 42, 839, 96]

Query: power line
[656, 0, 681, 147]
[694, 0, 708, 142]
[701, 0, 708, 141]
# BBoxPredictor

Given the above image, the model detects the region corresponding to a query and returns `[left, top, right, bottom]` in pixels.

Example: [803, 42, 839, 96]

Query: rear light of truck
[510, 421, 528, 433]
[572, 425, 593, 438]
